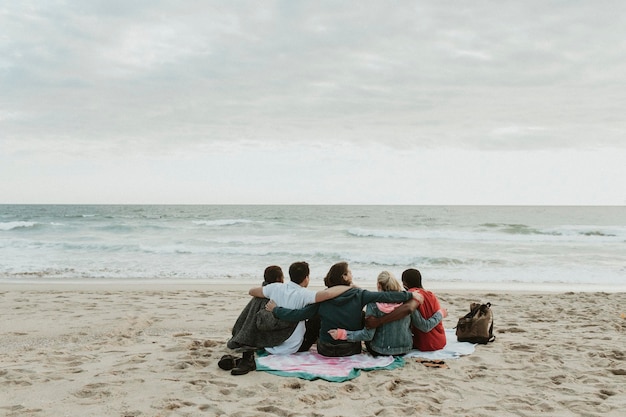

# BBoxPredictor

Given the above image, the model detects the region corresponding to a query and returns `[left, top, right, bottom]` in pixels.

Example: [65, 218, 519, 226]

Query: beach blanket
[404, 329, 475, 360]
[256, 348, 404, 382]
[256, 330, 474, 382]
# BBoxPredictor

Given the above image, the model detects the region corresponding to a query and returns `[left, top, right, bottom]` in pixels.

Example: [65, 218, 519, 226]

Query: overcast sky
[1, 1, 625, 205]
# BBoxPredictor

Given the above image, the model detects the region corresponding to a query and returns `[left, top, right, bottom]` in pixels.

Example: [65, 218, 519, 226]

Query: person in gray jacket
[219, 265, 295, 375]
[328, 271, 445, 356]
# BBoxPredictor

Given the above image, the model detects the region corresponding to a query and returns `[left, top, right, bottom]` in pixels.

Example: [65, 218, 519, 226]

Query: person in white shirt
[249, 261, 351, 354]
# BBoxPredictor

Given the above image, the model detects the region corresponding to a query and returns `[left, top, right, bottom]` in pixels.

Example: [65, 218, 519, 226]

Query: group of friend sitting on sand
[218, 261, 448, 375]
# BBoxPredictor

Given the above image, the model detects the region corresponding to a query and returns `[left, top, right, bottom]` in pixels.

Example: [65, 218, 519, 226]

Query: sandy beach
[1, 283, 625, 417]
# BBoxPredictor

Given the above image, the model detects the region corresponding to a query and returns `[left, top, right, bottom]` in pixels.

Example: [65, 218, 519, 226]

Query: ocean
[1, 205, 625, 291]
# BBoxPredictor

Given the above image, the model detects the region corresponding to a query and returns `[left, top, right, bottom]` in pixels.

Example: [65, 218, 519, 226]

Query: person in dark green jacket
[267, 262, 422, 357]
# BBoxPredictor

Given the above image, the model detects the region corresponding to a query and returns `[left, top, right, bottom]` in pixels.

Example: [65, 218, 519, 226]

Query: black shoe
[231, 351, 256, 375]
[218, 355, 241, 371]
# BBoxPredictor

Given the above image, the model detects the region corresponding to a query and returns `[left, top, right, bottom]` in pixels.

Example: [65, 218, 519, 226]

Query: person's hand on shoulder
[265, 300, 277, 312]
[411, 291, 424, 304]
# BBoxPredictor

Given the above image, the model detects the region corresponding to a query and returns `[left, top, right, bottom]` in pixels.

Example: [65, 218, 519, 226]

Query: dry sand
[1, 283, 625, 417]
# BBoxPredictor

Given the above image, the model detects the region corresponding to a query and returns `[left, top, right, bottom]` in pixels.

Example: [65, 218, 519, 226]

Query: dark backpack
[455, 302, 495, 344]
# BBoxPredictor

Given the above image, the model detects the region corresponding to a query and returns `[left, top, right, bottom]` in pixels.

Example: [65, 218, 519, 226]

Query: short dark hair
[324, 262, 350, 287]
[263, 265, 284, 285]
[401, 268, 422, 289]
[288, 261, 310, 284]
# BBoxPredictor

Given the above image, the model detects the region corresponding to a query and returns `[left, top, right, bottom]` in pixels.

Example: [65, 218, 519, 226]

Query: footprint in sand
[597, 389, 617, 399]
[1, 369, 36, 386]
[198, 404, 226, 414]
[156, 398, 195, 411]
[256, 405, 291, 416]
[284, 380, 303, 390]
[508, 343, 534, 351]
[1, 405, 43, 417]
[73, 382, 111, 399]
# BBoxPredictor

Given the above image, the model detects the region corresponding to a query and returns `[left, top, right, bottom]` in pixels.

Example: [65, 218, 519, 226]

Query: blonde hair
[377, 271, 402, 292]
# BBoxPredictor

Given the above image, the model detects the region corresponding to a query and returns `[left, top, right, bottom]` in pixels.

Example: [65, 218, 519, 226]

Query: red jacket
[409, 288, 446, 351]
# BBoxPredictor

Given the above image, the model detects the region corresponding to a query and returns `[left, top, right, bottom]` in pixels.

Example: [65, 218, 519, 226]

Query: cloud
[1, 1, 626, 204]
[3, 2, 626, 151]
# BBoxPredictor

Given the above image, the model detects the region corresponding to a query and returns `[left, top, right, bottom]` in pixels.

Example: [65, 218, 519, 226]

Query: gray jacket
[227, 297, 298, 349]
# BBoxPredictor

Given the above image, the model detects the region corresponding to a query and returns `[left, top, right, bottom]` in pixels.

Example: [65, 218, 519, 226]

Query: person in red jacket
[401, 268, 447, 351]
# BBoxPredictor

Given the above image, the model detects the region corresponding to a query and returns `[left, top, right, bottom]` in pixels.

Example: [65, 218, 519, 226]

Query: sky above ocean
[1, 1, 625, 205]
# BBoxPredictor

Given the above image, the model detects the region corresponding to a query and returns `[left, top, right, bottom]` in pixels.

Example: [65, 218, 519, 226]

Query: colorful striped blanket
[256, 348, 404, 382]
[255, 330, 474, 382]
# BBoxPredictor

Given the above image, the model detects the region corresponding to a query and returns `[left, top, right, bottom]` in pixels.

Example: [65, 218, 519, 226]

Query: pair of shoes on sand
[218, 351, 256, 375]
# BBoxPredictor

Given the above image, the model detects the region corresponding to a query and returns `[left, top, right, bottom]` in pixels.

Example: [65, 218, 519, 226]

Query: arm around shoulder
[273, 303, 319, 322]
[410, 309, 443, 332]
[248, 287, 265, 298]
[314, 285, 351, 303]
[364, 298, 419, 329]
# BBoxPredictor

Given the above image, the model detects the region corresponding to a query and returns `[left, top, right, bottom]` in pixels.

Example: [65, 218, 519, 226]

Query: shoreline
[1, 279, 624, 293]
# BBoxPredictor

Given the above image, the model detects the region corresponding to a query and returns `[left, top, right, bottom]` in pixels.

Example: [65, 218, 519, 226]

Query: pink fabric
[256, 347, 395, 379]
[375, 302, 402, 313]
